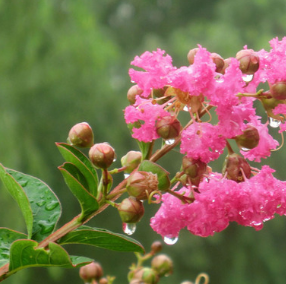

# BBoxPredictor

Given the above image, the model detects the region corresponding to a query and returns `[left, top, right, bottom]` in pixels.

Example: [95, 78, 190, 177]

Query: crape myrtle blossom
[151, 166, 286, 238]
[125, 37, 286, 239]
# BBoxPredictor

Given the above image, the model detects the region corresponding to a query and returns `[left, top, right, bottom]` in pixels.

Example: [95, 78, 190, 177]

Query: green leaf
[0, 228, 27, 268]
[0, 164, 33, 238]
[58, 163, 99, 221]
[138, 160, 170, 191]
[5, 168, 61, 242]
[58, 226, 144, 253]
[56, 142, 98, 196]
[9, 240, 92, 273]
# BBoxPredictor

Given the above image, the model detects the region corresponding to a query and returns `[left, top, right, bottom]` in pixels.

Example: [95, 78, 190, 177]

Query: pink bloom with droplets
[129, 49, 176, 98]
[273, 104, 286, 132]
[240, 116, 279, 162]
[170, 46, 216, 97]
[124, 97, 170, 142]
[180, 122, 226, 163]
[151, 166, 286, 238]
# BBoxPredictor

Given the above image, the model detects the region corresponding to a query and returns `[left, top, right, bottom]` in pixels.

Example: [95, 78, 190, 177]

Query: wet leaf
[56, 143, 98, 196]
[58, 225, 144, 253]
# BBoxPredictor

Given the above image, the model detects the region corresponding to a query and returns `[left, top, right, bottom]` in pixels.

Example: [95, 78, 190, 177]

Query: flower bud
[270, 81, 286, 100]
[221, 57, 232, 74]
[68, 122, 94, 148]
[89, 143, 115, 169]
[151, 241, 163, 254]
[129, 268, 159, 284]
[260, 97, 284, 118]
[187, 48, 199, 64]
[222, 153, 251, 182]
[99, 278, 108, 284]
[236, 49, 259, 75]
[127, 171, 158, 200]
[151, 254, 173, 277]
[121, 151, 142, 173]
[156, 116, 181, 140]
[181, 282, 194, 284]
[235, 126, 260, 150]
[127, 85, 143, 104]
[79, 262, 103, 281]
[210, 53, 225, 73]
[118, 197, 144, 223]
[182, 156, 207, 179]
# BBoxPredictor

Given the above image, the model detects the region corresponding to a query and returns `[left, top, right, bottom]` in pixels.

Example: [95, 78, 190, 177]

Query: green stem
[226, 140, 234, 155]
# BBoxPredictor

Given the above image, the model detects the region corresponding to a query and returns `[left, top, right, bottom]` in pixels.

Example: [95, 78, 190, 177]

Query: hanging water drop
[183, 105, 189, 112]
[242, 74, 254, 82]
[124, 173, 130, 179]
[122, 223, 136, 235]
[163, 236, 178, 245]
[113, 158, 117, 162]
[165, 139, 175, 145]
[269, 117, 281, 128]
[241, 147, 250, 152]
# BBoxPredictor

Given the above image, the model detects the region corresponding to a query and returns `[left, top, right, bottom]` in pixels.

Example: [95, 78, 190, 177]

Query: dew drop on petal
[241, 147, 250, 152]
[165, 139, 175, 145]
[242, 74, 254, 82]
[123, 223, 136, 235]
[269, 117, 281, 128]
[163, 236, 178, 245]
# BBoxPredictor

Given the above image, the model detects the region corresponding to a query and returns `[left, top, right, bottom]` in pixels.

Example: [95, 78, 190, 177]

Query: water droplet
[36, 200, 46, 207]
[242, 74, 253, 82]
[165, 139, 175, 145]
[216, 77, 224, 83]
[163, 236, 178, 245]
[183, 105, 189, 112]
[45, 200, 59, 211]
[277, 204, 282, 208]
[241, 147, 250, 152]
[124, 173, 130, 179]
[122, 223, 136, 235]
[113, 158, 117, 162]
[269, 117, 281, 128]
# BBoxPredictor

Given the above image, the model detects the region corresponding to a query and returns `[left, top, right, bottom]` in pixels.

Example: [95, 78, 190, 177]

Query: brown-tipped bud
[151, 254, 173, 277]
[211, 53, 225, 73]
[236, 49, 259, 75]
[270, 81, 286, 100]
[99, 278, 108, 284]
[187, 48, 199, 64]
[129, 268, 159, 284]
[121, 151, 142, 173]
[235, 126, 260, 150]
[89, 143, 115, 169]
[79, 262, 103, 281]
[156, 116, 181, 140]
[151, 241, 163, 254]
[127, 171, 158, 200]
[222, 153, 251, 182]
[182, 156, 207, 179]
[127, 85, 143, 105]
[118, 197, 144, 223]
[68, 122, 94, 148]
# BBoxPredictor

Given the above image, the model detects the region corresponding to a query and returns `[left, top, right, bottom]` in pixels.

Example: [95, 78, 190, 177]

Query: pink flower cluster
[125, 37, 286, 238]
[151, 166, 286, 238]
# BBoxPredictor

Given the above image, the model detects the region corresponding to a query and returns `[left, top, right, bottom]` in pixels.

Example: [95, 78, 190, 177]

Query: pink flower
[180, 122, 226, 163]
[240, 116, 279, 162]
[151, 166, 286, 238]
[129, 49, 176, 98]
[273, 104, 286, 132]
[170, 46, 216, 97]
[124, 97, 170, 142]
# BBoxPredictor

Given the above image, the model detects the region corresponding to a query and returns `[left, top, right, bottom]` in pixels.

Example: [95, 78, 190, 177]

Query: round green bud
[68, 122, 94, 148]
[118, 197, 144, 223]
[151, 241, 163, 254]
[236, 49, 259, 75]
[211, 52, 225, 73]
[89, 143, 115, 169]
[187, 48, 199, 65]
[127, 85, 143, 105]
[182, 156, 207, 179]
[270, 81, 286, 100]
[151, 254, 173, 277]
[121, 151, 142, 173]
[235, 126, 260, 150]
[79, 262, 103, 281]
[156, 116, 181, 140]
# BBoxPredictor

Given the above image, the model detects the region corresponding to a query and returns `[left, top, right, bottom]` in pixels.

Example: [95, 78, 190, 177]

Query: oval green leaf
[0, 228, 27, 268]
[5, 168, 61, 242]
[58, 225, 144, 253]
[138, 160, 170, 191]
[58, 163, 99, 221]
[9, 240, 92, 273]
[56, 143, 98, 196]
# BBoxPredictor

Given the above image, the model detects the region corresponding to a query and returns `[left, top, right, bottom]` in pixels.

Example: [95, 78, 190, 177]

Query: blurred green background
[1, 0, 286, 283]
